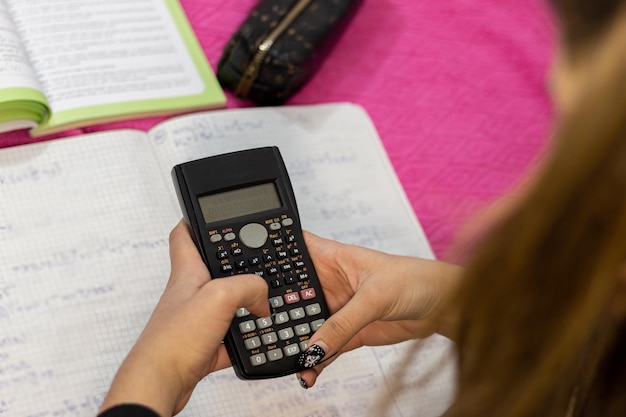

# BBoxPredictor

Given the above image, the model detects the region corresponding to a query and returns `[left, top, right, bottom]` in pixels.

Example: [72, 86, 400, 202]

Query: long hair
[549, 0, 624, 56]
[446, 5, 626, 416]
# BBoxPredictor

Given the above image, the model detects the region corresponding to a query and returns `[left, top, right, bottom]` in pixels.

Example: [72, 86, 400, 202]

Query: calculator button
[217, 250, 228, 259]
[239, 320, 256, 333]
[284, 275, 297, 285]
[278, 327, 294, 340]
[270, 222, 281, 231]
[249, 256, 261, 266]
[267, 266, 279, 276]
[311, 318, 325, 331]
[250, 353, 267, 367]
[235, 260, 246, 269]
[239, 223, 268, 249]
[236, 307, 250, 317]
[280, 263, 292, 272]
[244, 336, 261, 350]
[287, 235, 296, 243]
[261, 332, 278, 345]
[290, 248, 301, 256]
[284, 292, 300, 304]
[231, 247, 243, 256]
[256, 317, 273, 330]
[282, 218, 294, 227]
[300, 288, 316, 300]
[270, 279, 282, 289]
[299, 340, 309, 351]
[272, 238, 283, 246]
[277, 250, 288, 259]
[263, 254, 274, 262]
[289, 307, 305, 320]
[305, 303, 322, 316]
[224, 232, 236, 241]
[221, 264, 234, 273]
[210, 234, 222, 243]
[267, 348, 284, 362]
[284, 344, 300, 357]
[295, 261, 305, 269]
[295, 323, 311, 336]
[269, 296, 284, 308]
[274, 312, 289, 325]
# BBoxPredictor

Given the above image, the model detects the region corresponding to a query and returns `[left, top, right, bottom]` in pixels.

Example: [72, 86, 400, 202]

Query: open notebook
[0, 103, 455, 416]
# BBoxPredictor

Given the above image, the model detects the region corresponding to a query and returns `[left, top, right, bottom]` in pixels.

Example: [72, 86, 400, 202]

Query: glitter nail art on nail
[297, 344, 326, 369]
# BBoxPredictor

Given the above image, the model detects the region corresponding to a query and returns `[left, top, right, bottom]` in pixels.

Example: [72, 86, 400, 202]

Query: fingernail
[296, 374, 308, 389]
[297, 343, 326, 369]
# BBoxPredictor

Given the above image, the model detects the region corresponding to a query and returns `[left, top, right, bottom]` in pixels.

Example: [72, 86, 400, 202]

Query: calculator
[171, 146, 330, 379]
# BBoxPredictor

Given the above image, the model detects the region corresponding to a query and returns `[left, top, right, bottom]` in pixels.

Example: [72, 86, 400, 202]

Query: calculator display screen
[198, 182, 282, 224]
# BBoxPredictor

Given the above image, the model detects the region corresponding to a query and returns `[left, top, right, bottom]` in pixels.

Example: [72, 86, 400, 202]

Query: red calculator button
[284, 292, 300, 304]
[300, 288, 316, 300]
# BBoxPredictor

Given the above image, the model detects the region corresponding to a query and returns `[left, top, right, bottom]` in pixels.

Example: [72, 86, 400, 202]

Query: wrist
[99, 347, 185, 417]
[432, 262, 464, 341]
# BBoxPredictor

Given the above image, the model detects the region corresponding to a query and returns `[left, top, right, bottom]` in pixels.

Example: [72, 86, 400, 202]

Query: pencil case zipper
[235, 0, 313, 98]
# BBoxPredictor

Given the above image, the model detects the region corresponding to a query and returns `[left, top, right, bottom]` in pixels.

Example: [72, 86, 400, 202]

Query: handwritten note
[0, 131, 176, 417]
[150, 103, 434, 257]
[184, 337, 455, 417]
[0, 103, 454, 417]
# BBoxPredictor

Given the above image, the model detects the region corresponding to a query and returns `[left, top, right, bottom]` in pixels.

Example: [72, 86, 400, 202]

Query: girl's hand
[296, 232, 462, 388]
[99, 221, 270, 416]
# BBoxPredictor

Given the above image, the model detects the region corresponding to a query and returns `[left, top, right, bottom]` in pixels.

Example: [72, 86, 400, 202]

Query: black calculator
[171, 146, 330, 379]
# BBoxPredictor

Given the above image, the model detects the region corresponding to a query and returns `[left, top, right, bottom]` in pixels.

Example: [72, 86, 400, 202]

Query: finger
[295, 322, 370, 388]
[296, 347, 339, 389]
[186, 274, 271, 345]
[297, 361, 329, 389]
[303, 231, 341, 261]
[296, 290, 379, 373]
[168, 220, 211, 285]
[168, 220, 211, 292]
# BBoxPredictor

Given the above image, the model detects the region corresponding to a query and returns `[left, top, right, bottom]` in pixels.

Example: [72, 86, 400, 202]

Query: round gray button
[239, 223, 268, 248]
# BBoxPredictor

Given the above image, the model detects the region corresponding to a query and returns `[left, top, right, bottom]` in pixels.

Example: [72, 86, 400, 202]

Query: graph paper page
[0, 131, 178, 416]
[0, 103, 456, 417]
[150, 103, 456, 417]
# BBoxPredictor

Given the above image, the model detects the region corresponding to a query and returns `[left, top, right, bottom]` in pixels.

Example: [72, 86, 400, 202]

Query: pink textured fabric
[0, 0, 556, 258]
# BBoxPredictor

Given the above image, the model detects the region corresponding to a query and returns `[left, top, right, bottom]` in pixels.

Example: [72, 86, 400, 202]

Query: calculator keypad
[207, 215, 328, 373]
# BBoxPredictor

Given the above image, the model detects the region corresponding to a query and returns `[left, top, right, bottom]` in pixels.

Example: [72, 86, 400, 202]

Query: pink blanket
[0, 0, 556, 258]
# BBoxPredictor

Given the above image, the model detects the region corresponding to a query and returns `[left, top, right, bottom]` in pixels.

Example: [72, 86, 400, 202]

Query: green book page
[3, 0, 226, 137]
[0, 87, 49, 133]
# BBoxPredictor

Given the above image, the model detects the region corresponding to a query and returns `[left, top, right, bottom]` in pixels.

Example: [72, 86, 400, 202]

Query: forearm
[99, 348, 181, 417]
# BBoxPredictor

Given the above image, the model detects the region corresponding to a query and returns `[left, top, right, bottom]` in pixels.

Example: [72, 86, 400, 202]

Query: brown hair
[447, 3, 626, 416]
[549, 0, 623, 55]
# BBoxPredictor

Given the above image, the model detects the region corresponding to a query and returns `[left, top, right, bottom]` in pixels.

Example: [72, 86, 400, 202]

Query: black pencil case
[217, 0, 361, 105]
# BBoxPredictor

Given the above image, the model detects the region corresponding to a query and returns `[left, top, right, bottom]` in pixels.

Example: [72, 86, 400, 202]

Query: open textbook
[0, 0, 225, 137]
[0, 103, 456, 416]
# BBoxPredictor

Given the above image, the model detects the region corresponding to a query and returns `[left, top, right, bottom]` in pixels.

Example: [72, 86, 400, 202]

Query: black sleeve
[97, 404, 161, 417]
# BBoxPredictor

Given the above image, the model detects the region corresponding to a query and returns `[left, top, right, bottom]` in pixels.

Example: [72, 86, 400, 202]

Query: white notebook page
[0, 103, 455, 416]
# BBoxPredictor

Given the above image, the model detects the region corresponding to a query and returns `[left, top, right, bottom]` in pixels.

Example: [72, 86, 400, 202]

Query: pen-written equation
[182, 337, 454, 417]
[0, 135, 175, 417]
[150, 107, 425, 256]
